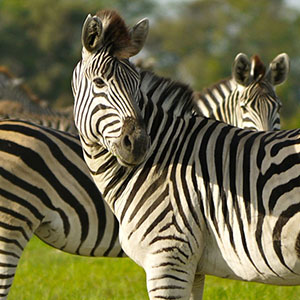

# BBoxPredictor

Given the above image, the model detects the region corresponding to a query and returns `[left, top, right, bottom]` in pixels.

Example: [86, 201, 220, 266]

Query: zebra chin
[113, 118, 150, 167]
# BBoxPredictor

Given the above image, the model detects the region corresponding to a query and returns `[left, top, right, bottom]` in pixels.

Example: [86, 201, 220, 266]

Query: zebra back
[0, 66, 77, 134]
[0, 108, 77, 134]
[193, 53, 289, 130]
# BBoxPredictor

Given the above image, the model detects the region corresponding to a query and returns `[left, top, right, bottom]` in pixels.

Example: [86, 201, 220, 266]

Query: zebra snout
[122, 134, 134, 151]
[115, 118, 150, 167]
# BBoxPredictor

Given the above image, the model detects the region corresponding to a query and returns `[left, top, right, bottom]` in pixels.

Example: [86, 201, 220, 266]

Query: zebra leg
[145, 255, 199, 300]
[0, 220, 32, 299]
[190, 274, 205, 300]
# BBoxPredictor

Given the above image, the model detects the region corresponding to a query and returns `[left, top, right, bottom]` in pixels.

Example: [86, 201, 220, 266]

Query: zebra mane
[139, 70, 198, 117]
[192, 77, 234, 117]
[95, 10, 132, 57]
[251, 55, 267, 82]
[194, 76, 234, 99]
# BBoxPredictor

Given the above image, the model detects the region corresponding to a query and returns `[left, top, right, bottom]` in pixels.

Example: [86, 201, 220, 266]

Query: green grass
[10, 237, 147, 300]
[9, 237, 300, 299]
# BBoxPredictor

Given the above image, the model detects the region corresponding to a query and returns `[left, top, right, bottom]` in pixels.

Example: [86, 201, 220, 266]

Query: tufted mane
[96, 10, 132, 57]
[251, 55, 266, 81]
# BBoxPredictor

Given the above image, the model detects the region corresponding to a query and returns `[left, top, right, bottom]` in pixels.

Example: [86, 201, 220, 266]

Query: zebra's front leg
[145, 255, 199, 300]
[0, 227, 31, 299]
[190, 274, 205, 300]
[0, 253, 19, 300]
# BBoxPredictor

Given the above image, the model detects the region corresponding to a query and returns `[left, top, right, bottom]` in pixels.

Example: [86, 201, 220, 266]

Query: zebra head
[72, 10, 150, 167]
[232, 53, 289, 131]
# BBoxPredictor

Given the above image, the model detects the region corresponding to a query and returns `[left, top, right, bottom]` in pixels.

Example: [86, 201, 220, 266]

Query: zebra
[193, 52, 289, 131]
[0, 15, 288, 300]
[0, 109, 78, 134]
[0, 119, 125, 299]
[73, 10, 300, 299]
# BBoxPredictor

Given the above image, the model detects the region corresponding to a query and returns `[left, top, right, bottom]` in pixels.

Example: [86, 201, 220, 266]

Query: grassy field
[9, 236, 300, 299]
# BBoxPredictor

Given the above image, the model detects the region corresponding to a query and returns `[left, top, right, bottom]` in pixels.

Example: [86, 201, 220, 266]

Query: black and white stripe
[0, 109, 77, 134]
[73, 10, 300, 300]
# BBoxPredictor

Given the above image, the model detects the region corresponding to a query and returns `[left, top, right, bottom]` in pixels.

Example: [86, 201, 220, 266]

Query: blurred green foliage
[1, 0, 300, 128]
[0, 0, 155, 106]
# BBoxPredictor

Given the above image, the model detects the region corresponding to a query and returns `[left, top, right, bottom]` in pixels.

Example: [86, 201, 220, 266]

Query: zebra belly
[198, 214, 300, 285]
[34, 206, 123, 257]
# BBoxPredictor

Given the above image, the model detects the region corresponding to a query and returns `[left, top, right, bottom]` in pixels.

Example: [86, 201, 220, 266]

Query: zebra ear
[119, 18, 149, 58]
[81, 14, 103, 53]
[232, 53, 251, 86]
[267, 53, 290, 86]
[130, 18, 149, 55]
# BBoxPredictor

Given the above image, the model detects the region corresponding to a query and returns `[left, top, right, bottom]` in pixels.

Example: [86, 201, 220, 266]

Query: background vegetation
[1, 0, 300, 128]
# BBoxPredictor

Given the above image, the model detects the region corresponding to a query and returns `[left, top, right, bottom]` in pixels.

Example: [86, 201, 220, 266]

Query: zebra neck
[196, 77, 239, 124]
[138, 70, 197, 118]
[223, 88, 241, 126]
[80, 86, 196, 219]
[80, 135, 133, 214]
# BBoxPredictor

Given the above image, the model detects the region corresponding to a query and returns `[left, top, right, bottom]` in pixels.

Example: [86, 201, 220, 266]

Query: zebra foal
[73, 9, 300, 300]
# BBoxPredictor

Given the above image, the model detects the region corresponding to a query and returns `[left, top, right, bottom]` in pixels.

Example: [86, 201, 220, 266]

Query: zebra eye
[93, 78, 106, 88]
[240, 103, 246, 110]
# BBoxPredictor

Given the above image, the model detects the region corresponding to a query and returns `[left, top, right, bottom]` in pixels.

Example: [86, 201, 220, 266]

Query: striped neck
[194, 77, 238, 124]
[79, 70, 198, 212]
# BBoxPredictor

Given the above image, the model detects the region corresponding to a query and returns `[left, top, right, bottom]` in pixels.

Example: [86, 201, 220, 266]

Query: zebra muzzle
[114, 117, 150, 167]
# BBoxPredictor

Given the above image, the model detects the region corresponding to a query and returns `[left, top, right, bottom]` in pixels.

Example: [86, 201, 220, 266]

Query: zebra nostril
[123, 135, 132, 150]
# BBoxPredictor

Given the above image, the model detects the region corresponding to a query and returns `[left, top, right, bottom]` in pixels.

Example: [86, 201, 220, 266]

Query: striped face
[237, 80, 281, 131]
[232, 53, 289, 131]
[72, 11, 150, 167]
